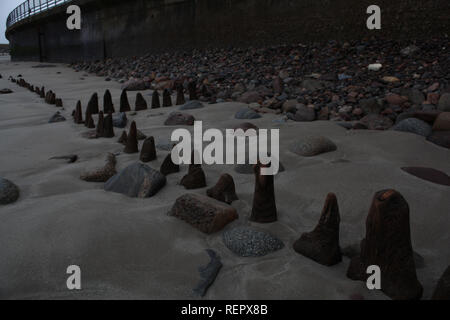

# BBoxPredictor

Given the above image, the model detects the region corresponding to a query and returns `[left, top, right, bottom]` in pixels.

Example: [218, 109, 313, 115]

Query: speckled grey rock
[0, 178, 20, 205]
[112, 112, 128, 128]
[48, 111, 66, 123]
[223, 226, 284, 257]
[105, 162, 166, 198]
[289, 136, 337, 157]
[392, 118, 432, 137]
[235, 108, 262, 120]
[179, 100, 204, 110]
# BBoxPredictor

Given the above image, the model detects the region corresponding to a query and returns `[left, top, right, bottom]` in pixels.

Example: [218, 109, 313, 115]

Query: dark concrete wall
[6, 0, 450, 62]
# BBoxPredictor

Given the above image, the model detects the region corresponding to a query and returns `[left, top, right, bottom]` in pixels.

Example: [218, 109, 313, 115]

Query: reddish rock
[168, 193, 238, 234]
[427, 92, 440, 105]
[207, 174, 239, 204]
[293, 193, 342, 266]
[347, 190, 423, 300]
[386, 93, 408, 106]
[432, 112, 450, 131]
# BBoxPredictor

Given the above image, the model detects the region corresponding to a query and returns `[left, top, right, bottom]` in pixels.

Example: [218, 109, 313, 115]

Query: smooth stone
[392, 118, 432, 137]
[235, 108, 262, 120]
[48, 112, 66, 123]
[179, 100, 204, 110]
[0, 178, 20, 205]
[104, 162, 166, 198]
[287, 105, 316, 122]
[438, 93, 450, 111]
[289, 136, 337, 157]
[433, 112, 450, 131]
[360, 114, 393, 130]
[112, 112, 128, 128]
[164, 112, 195, 126]
[223, 226, 284, 257]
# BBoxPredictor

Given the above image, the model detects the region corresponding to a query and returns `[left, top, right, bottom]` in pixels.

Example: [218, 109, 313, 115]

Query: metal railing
[6, 0, 72, 29]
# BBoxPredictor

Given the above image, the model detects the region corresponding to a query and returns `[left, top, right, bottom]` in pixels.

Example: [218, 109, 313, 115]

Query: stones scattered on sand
[0, 88, 13, 94]
[103, 89, 115, 114]
[168, 193, 238, 234]
[102, 112, 115, 138]
[113, 112, 127, 128]
[0, 178, 20, 205]
[432, 266, 450, 300]
[207, 174, 238, 204]
[347, 189, 423, 300]
[359, 114, 393, 130]
[162, 89, 172, 107]
[293, 193, 342, 266]
[289, 136, 337, 157]
[438, 93, 450, 112]
[176, 85, 185, 105]
[179, 100, 204, 110]
[235, 108, 262, 120]
[124, 121, 139, 154]
[250, 163, 277, 223]
[80, 153, 117, 182]
[120, 90, 131, 112]
[392, 118, 432, 137]
[135, 92, 148, 111]
[160, 153, 180, 176]
[427, 131, 450, 149]
[401, 167, 450, 186]
[433, 112, 450, 131]
[105, 162, 166, 198]
[140, 137, 157, 162]
[164, 112, 195, 126]
[193, 249, 223, 297]
[223, 226, 284, 257]
[121, 78, 146, 91]
[287, 104, 316, 122]
[49, 111, 66, 123]
[87, 93, 99, 114]
[181, 165, 207, 189]
[151, 90, 161, 108]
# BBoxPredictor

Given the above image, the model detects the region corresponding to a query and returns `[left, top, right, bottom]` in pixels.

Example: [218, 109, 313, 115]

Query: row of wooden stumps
[9, 76, 63, 107]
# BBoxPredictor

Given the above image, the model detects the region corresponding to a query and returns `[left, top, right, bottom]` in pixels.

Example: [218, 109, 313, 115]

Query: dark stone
[164, 112, 195, 126]
[103, 89, 115, 114]
[162, 89, 172, 107]
[360, 114, 393, 130]
[105, 162, 166, 198]
[168, 193, 238, 234]
[135, 92, 148, 111]
[289, 136, 337, 157]
[392, 118, 432, 137]
[103, 112, 115, 138]
[396, 111, 441, 125]
[235, 108, 262, 119]
[0, 178, 20, 205]
[124, 121, 139, 154]
[176, 85, 185, 105]
[87, 93, 99, 114]
[193, 249, 223, 297]
[293, 193, 342, 266]
[151, 90, 161, 108]
[432, 266, 450, 300]
[181, 166, 207, 189]
[160, 153, 180, 176]
[96, 111, 104, 137]
[401, 167, 450, 186]
[347, 190, 423, 300]
[250, 163, 277, 223]
[223, 226, 284, 257]
[287, 105, 316, 121]
[140, 137, 157, 162]
[120, 90, 131, 112]
[179, 100, 204, 110]
[360, 98, 383, 115]
[74, 101, 83, 124]
[207, 173, 239, 204]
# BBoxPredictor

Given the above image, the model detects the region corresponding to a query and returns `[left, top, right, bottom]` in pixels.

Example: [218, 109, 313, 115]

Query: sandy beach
[0, 56, 449, 300]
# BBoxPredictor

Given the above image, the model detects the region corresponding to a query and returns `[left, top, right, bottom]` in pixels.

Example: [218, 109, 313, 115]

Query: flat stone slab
[168, 193, 238, 234]
[223, 226, 284, 257]
[105, 162, 166, 198]
[289, 136, 337, 157]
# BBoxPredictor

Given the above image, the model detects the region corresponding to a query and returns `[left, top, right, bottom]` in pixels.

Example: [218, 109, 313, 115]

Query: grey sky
[0, 0, 23, 43]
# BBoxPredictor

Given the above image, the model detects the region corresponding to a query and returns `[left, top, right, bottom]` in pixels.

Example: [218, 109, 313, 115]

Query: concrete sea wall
[6, 0, 450, 62]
